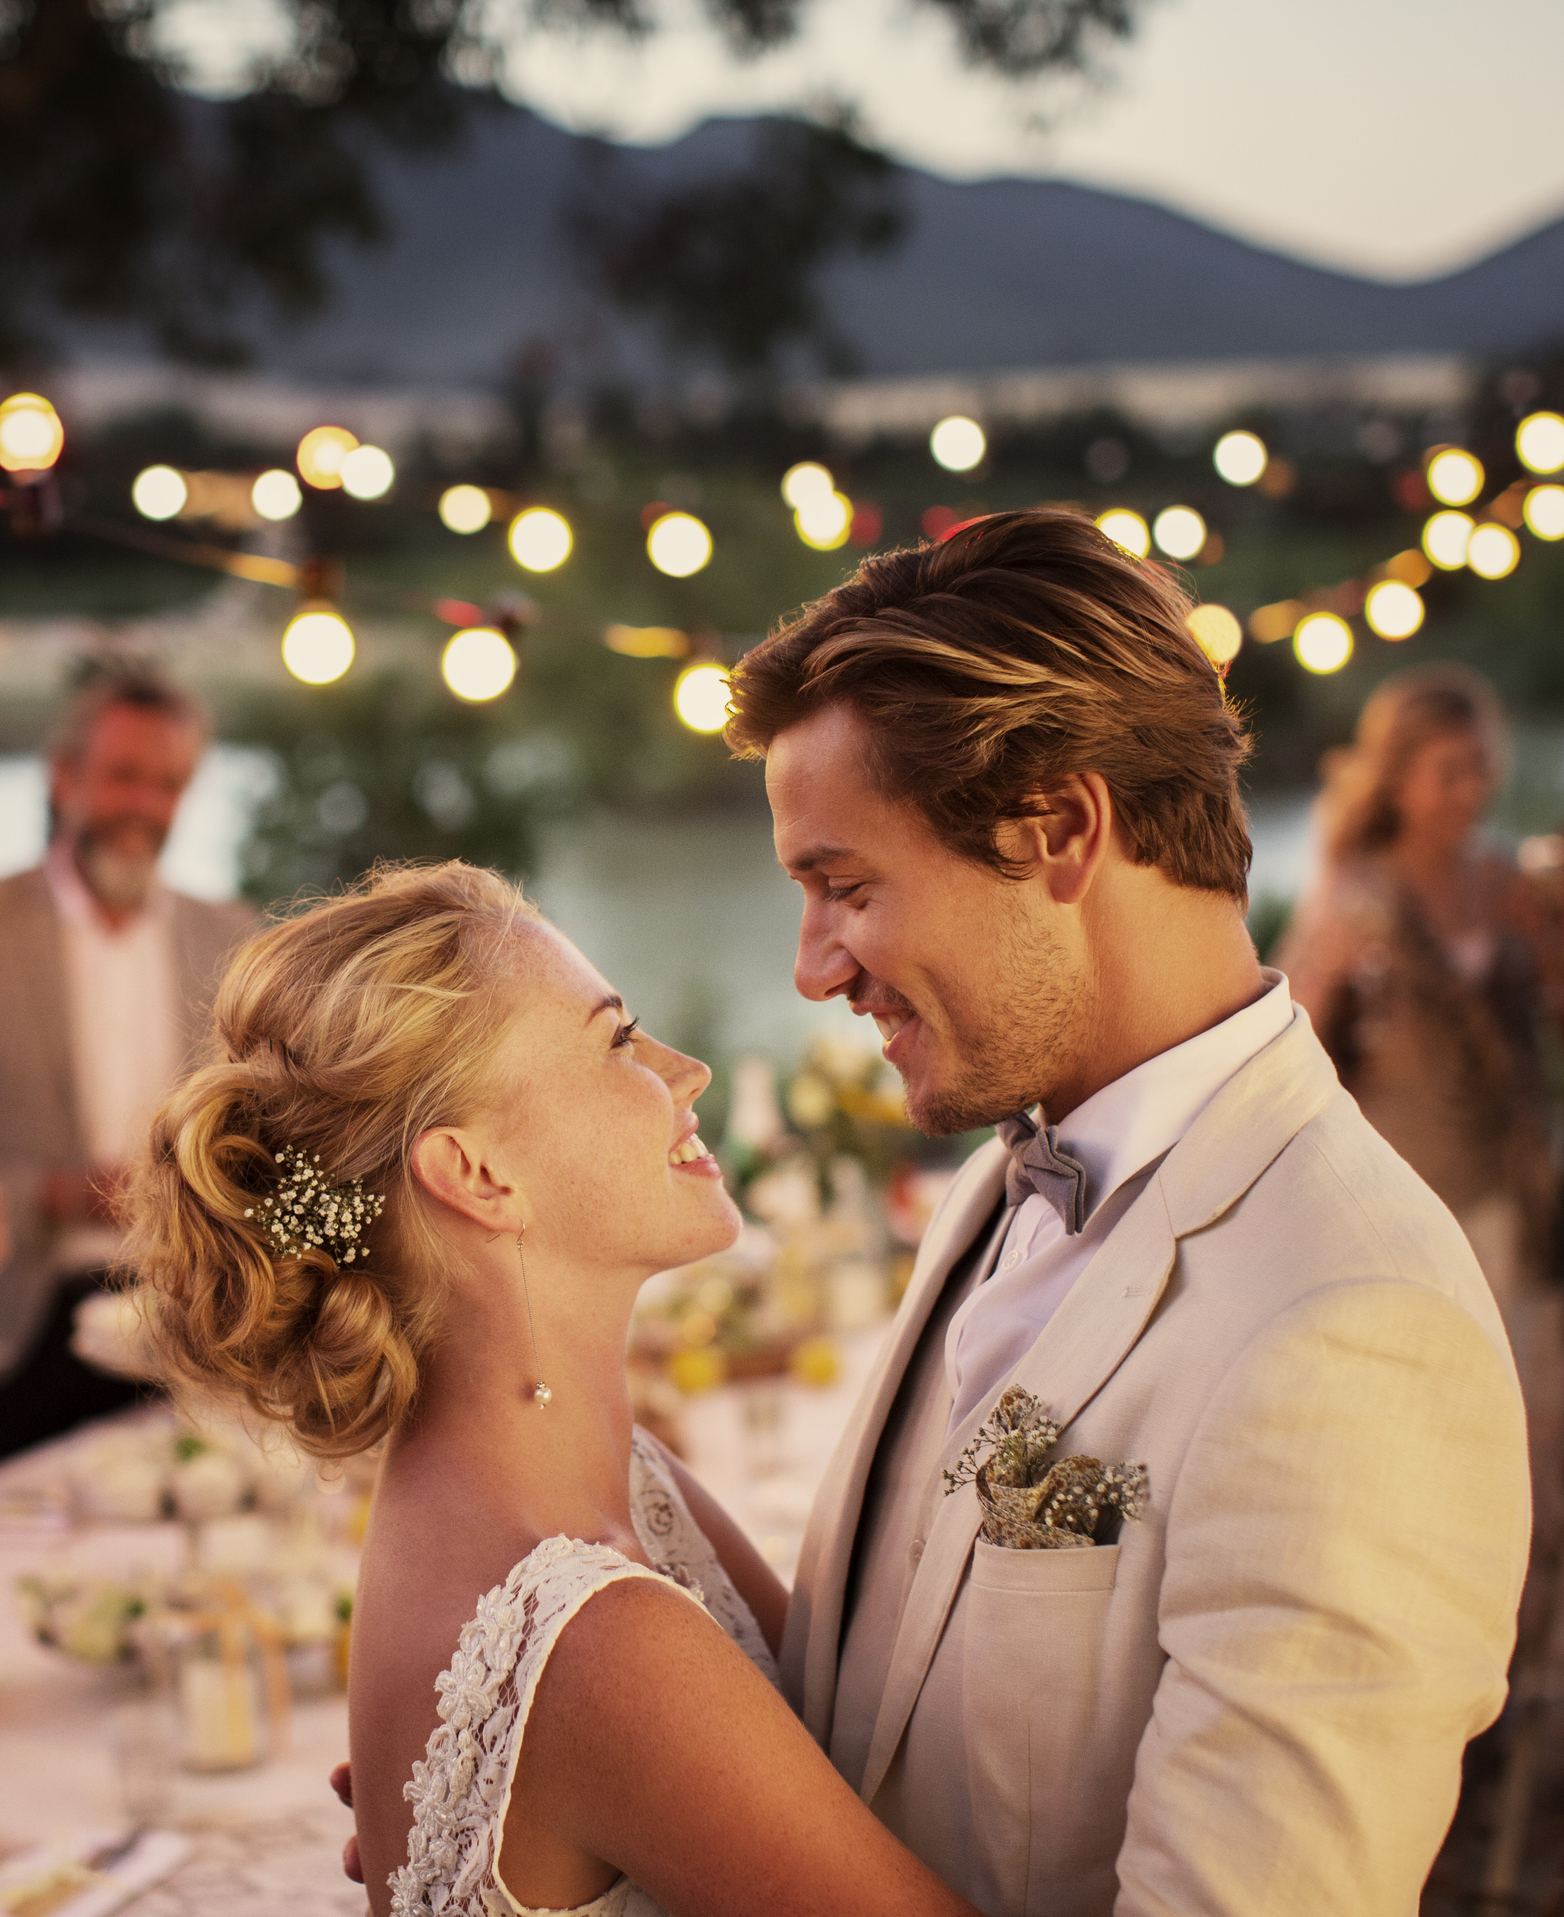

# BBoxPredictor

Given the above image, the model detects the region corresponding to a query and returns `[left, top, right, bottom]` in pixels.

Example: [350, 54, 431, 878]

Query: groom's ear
[409, 1127, 522, 1232]
[1001, 772, 1116, 907]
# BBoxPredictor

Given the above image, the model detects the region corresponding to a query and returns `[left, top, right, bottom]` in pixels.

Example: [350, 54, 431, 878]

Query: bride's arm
[506, 1575, 978, 1917]
[650, 1441, 789, 1655]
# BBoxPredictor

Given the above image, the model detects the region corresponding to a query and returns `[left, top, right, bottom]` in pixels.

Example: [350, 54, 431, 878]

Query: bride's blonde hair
[120, 861, 538, 1458]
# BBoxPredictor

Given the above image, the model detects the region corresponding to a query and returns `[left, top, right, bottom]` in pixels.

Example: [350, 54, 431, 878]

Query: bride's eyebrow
[586, 994, 625, 1026]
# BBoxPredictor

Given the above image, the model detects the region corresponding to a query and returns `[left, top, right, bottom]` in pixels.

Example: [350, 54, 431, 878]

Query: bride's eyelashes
[611, 1017, 641, 1050]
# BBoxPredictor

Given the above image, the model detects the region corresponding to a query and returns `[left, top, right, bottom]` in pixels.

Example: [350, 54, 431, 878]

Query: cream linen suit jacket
[782, 1008, 1531, 1916]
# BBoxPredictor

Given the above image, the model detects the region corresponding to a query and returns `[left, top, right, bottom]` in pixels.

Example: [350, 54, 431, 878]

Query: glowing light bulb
[1423, 510, 1474, 570]
[1523, 485, 1564, 540]
[1095, 509, 1150, 558]
[1466, 522, 1520, 579]
[930, 416, 986, 472]
[781, 462, 834, 508]
[0, 392, 64, 473]
[647, 511, 712, 578]
[282, 606, 355, 684]
[296, 425, 359, 490]
[441, 627, 517, 702]
[132, 465, 187, 521]
[1213, 431, 1267, 486]
[1153, 505, 1207, 561]
[440, 485, 493, 534]
[1516, 412, 1564, 475]
[1186, 604, 1243, 665]
[674, 664, 731, 734]
[251, 469, 302, 521]
[1364, 579, 1425, 640]
[508, 507, 573, 572]
[794, 491, 852, 551]
[1425, 447, 1484, 507]
[1293, 612, 1353, 674]
[339, 444, 395, 500]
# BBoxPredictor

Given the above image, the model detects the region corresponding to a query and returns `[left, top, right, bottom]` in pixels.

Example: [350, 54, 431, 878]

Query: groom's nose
[794, 900, 859, 1003]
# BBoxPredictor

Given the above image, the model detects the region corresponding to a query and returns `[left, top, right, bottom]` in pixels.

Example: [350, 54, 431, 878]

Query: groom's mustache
[847, 976, 917, 1020]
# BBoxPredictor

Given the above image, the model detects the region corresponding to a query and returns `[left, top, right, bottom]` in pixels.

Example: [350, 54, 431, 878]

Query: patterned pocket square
[943, 1385, 1148, 1550]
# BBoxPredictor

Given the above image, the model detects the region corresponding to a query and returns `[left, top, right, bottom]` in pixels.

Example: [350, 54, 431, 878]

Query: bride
[121, 862, 977, 1917]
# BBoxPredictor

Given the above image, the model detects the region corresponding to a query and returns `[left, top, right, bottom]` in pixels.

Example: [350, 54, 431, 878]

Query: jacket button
[908, 1538, 924, 1564]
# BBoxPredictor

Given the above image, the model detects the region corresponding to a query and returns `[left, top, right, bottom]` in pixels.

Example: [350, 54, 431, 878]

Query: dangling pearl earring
[517, 1229, 552, 1408]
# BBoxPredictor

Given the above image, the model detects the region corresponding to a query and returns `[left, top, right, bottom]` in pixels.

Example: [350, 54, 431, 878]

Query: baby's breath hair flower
[243, 1144, 385, 1266]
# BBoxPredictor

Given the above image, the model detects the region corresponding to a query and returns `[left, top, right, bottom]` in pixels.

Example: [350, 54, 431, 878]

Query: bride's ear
[410, 1127, 524, 1233]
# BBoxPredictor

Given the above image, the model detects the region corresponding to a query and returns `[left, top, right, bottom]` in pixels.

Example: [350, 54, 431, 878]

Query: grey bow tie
[996, 1111, 1088, 1235]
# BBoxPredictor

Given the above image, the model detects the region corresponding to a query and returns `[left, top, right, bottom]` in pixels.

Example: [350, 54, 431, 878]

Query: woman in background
[1280, 665, 1560, 1605]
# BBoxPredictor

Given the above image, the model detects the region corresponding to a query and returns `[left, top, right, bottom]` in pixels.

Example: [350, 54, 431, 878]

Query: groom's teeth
[873, 1015, 905, 1041]
[669, 1135, 709, 1165]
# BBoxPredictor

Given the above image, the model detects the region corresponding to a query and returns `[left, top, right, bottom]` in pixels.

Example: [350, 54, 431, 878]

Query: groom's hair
[725, 507, 1254, 905]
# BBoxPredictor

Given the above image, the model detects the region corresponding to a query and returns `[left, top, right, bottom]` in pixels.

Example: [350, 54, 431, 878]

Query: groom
[724, 509, 1531, 1915]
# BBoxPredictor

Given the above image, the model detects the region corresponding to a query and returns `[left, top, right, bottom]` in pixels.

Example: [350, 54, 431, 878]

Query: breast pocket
[961, 1541, 1120, 1917]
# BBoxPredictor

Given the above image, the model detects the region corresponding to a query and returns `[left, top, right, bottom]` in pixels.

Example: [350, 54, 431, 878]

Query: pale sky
[161, 0, 1564, 280]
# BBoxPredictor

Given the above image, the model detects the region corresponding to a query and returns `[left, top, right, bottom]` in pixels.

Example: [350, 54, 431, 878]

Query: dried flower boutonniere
[943, 1385, 1148, 1551]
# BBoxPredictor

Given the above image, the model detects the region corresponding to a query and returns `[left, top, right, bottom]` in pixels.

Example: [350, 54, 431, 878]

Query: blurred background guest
[1279, 667, 1561, 1566]
[0, 667, 253, 1457]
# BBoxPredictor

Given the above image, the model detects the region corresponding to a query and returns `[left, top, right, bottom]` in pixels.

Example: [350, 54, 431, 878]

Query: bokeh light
[339, 444, 395, 500]
[781, 462, 834, 508]
[1524, 485, 1564, 540]
[1095, 508, 1150, 558]
[1423, 509, 1474, 570]
[251, 469, 302, 521]
[1425, 447, 1484, 507]
[1517, 412, 1564, 475]
[439, 485, 493, 534]
[930, 416, 986, 472]
[794, 490, 852, 551]
[509, 507, 573, 572]
[647, 511, 712, 577]
[0, 392, 64, 473]
[1364, 579, 1425, 640]
[296, 425, 358, 490]
[1466, 522, 1520, 579]
[1186, 604, 1242, 665]
[132, 465, 187, 521]
[1213, 431, 1267, 486]
[1153, 505, 1207, 561]
[1293, 612, 1353, 674]
[282, 606, 355, 684]
[441, 627, 517, 702]
[674, 664, 731, 733]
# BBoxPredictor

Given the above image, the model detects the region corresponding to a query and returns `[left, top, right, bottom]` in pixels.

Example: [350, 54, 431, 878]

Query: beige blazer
[783, 1009, 1531, 1916]
[0, 865, 254, 1371]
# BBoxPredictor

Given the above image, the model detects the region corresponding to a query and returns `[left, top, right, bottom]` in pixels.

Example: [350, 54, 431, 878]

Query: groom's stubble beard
[910, 907, 1092, 1136]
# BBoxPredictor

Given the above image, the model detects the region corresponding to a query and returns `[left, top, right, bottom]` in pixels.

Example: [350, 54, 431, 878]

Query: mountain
[207, 105, 1564, 388]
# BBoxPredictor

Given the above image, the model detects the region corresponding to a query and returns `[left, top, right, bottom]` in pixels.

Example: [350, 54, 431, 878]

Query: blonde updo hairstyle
[120, 862, 539, 1459]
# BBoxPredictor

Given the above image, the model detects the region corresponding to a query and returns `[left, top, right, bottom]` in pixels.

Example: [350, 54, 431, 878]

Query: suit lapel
[855, 1006, 1344, 1804]
[786, 1139, 1009, 1743]
[6, 870, 82, 1159]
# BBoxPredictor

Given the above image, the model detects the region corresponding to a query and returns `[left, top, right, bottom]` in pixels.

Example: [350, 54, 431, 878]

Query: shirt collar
[1054, 968, 1294, 1220]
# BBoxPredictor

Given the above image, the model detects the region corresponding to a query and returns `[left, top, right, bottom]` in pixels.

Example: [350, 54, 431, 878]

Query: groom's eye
[823, 881, 862, 903]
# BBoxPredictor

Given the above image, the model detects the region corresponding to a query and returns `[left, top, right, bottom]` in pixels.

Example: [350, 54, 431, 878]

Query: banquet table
[0, 1324, 887, 1915]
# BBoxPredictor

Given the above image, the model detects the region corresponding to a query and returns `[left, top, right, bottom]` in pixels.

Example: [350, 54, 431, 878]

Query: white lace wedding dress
[390, 1429, 780, 1917]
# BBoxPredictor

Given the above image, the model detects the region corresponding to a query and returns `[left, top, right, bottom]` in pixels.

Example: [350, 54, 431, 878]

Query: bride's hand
[330, 1761, 364, 1883]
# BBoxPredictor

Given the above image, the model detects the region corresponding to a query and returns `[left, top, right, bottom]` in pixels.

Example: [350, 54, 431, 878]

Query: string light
[1095, 509, 1150, 558]
[441, 627, 517, 702]
[339, 445, 395, 500]
[674, 663, 731, 733]
[509, 507, 573, 572]
[1293, 612, 1353, 674]
[1153, 506, 1207, 561]
[781, 463, 833, 508]
[439, 485, 493, 534]
[1423, 510, 1473, 570]
[647, 511, 712, 577]
[282, 606, 355, 684]
[296, 426, 359, 490]
[252, 469, 302, 521]
[1425, 448, 1484, 507]
[1186, 604, 1242, 665]
[930, 416, 986, 472]
[1213, 431, 1268, 486]
[1516, 412, 1564, 476]
[1466, 523, 1520, 579]
[0, 392, 64, 473]
[794, 491, 852, 551]
[132, 465, 187, 521]
[1523, 485, 1564, 540]
[1364, 579, 1425, 640]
